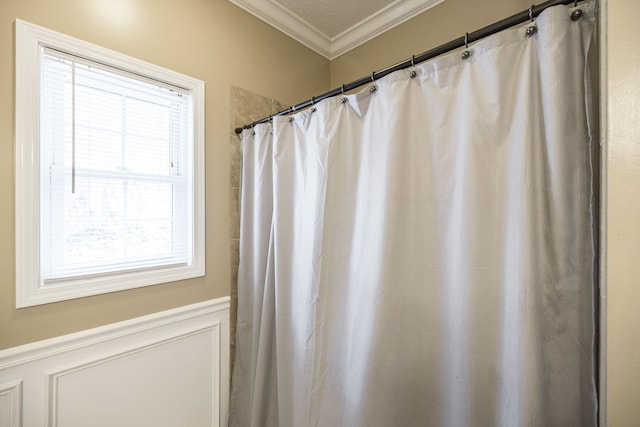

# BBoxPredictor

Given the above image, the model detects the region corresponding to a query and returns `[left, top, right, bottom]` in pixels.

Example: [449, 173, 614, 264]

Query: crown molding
[330, 0, 446, 58]
[229, 0, 332, 57]
[229, 0, 447, 60]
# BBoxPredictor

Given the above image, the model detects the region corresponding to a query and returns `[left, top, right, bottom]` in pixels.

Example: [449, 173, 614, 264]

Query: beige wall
[330, 0, 533, 86]
[604, 0, 640, 425]
[0, 0, 329, 349]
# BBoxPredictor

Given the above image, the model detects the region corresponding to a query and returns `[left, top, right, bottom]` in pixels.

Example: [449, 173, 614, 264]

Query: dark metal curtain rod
[235, 0, 585, 135]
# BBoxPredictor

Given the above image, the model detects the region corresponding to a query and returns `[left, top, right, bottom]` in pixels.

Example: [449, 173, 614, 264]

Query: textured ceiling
[274, 0, 397, 39]
[228, 0, 446, 59]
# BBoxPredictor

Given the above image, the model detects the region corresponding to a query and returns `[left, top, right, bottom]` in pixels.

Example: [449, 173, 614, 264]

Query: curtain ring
[464, 32, 469, 49]
[311, 96, 315, 106]
[411, 55, 416, 67]
[341, 84, 349, 103]
[370, 71, 375, 82]
[341, 84, 346, 95]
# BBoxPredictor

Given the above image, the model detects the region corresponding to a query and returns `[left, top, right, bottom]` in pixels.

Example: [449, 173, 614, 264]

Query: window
[15, 20, 205, 307]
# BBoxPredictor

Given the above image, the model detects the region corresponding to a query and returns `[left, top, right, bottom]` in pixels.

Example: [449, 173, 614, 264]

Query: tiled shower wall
[229, 86, 284, 370]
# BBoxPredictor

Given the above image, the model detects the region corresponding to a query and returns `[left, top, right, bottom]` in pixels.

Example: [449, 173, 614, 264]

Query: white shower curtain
[230, 2, 597, 426]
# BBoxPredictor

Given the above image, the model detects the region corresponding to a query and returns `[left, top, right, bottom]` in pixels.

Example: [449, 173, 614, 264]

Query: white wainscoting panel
[0, 298, 229, 427]
[0, 380, 22, 427]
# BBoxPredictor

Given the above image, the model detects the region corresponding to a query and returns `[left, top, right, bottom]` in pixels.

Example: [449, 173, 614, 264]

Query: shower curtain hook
[529, 5, 535, 22]
[409, 55, 417, 79]
[570, 0, 583, 21]
[526, 5, 538, 36]
[311, 96, 317, 113]
[341, 84, 349, 103]
[369, 72, 378, 93]
[462, 33, 471, 60]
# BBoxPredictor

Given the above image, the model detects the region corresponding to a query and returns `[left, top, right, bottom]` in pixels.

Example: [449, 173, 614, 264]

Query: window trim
[15, 19, 205, 308]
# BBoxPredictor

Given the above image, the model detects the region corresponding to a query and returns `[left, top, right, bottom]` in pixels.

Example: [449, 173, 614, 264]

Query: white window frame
[15, 20, 205, 308]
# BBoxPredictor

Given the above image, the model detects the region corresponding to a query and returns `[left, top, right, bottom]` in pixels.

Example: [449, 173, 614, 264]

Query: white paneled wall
[0, 298, 229, 427]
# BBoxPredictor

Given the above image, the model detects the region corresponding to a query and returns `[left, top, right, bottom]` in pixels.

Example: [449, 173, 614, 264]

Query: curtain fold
[230, 2, 597, 426]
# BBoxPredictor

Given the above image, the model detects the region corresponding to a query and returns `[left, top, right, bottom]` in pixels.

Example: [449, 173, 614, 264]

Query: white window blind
[39, 47, 194, 283]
